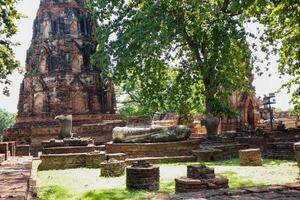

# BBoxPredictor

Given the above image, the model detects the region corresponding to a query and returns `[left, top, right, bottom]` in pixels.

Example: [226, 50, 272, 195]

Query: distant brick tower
[4, 0, 121, 154]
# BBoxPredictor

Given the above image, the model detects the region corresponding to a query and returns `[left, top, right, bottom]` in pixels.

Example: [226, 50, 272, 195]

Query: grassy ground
[33, 159, 300, 200]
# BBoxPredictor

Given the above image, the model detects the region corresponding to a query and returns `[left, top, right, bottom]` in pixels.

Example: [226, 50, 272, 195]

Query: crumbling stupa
[4, 0, 121, 155]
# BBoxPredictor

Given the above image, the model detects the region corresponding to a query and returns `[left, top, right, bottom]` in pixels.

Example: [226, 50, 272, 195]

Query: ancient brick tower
[4, 0, 121, 154]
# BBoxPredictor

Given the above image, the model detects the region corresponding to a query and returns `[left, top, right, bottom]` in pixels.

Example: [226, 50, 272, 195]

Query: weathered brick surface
[175, 164, 228, 194]
[38, 152, 105, 170]
[3, 0, 122, 154]
[175, 176, 229, 193]
[106, 153, 126, 161]
[16, 145, 30, 156]
[0, 157, 36, 200]
[155, 183, 300, 200]
[239, 148, 262, 166]
[42, 145, 97, 154]
[0, 142, 15, 160]
[100, 160, 126, 177]
[126, 161, 160, 191]
[106, 139, 201, 158]
[192, 149, 222, 161]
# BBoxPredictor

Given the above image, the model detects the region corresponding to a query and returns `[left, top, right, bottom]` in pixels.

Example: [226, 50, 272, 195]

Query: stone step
[125, 156, 196, 165]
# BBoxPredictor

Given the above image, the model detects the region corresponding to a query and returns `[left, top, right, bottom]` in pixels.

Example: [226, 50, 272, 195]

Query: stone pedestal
[175, 164, 228, 194]
[294, 142, 300, 169]
[192, 148, 222, 161]
[239, 148, 262, 166]
[100, 160, 126, 177]
[126, 160, 160, 191]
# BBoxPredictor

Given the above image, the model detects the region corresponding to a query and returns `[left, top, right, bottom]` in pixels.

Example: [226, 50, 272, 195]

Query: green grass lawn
[33, 159, 300, 200]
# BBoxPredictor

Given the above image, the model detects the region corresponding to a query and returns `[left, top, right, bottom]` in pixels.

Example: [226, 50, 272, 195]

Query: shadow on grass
[38, 185, 75, 200]
[221, 171, 267, 188]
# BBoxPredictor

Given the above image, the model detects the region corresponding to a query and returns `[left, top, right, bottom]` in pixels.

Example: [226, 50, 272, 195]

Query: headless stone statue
[55, 115, 73, 139]
[201, 113, 219, 139]
[113, 125, 191, 143]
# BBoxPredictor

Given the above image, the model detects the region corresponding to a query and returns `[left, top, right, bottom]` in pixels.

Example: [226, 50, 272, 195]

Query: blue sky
[0, 0, 293, 113]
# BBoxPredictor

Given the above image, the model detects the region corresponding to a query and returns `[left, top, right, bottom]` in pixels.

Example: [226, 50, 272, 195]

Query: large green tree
[91, 0, 254, 118]
[0, 108, 16, 139]
[0, 0, 21, 95]
[251, 0, 300, 113]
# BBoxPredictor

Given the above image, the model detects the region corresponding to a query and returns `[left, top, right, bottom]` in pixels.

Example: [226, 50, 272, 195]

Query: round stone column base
[175, 175, 228, 193]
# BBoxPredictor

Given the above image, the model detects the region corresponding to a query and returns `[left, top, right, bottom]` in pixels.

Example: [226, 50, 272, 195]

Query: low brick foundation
[126, 161, 160, 191]
[266, 142, 295, 159]
[106, 139, 201, 158]
[239, 148, 262, 166]
[175, 164, 228, 194]
[42, 145, 97, 154]
[38, 152, 105, 170]
[100, 160, 126, 177]
[192, 149, 222, 161]
[175, 176, 228, 193]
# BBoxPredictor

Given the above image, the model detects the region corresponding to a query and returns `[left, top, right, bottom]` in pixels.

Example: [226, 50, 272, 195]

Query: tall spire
[17, 0, 116, 117]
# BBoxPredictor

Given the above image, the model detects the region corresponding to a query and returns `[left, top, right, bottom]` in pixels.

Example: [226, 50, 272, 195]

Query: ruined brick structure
[221, 91, 260, 132]
[4, 0, 121, 154]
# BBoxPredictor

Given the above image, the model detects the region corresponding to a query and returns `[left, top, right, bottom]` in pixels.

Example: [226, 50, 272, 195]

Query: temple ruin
[4, 0, 121, 155]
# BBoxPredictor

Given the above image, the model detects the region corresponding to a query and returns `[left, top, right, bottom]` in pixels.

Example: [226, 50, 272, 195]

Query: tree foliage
[0, 0, 21, 95]
[0, 108, 16, 138]
[91, 0, 255, 118]
[250, 0, 300, 113]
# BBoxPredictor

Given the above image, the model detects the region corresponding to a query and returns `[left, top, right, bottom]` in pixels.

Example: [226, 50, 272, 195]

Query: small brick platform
[175, 164, 228, 193]
[239, 148, 262, 166]
[0, 157, 36, 200]
[100, 160, 126, 177]
[126, 160, 160, 191]
[39, 152, 105, 170]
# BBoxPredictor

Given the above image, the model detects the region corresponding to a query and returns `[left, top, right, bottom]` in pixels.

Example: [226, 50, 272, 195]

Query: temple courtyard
[34, 159, 298, 199]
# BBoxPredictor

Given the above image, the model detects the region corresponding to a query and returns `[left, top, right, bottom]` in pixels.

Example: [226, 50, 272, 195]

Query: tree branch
[220, 0, 230, 12]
